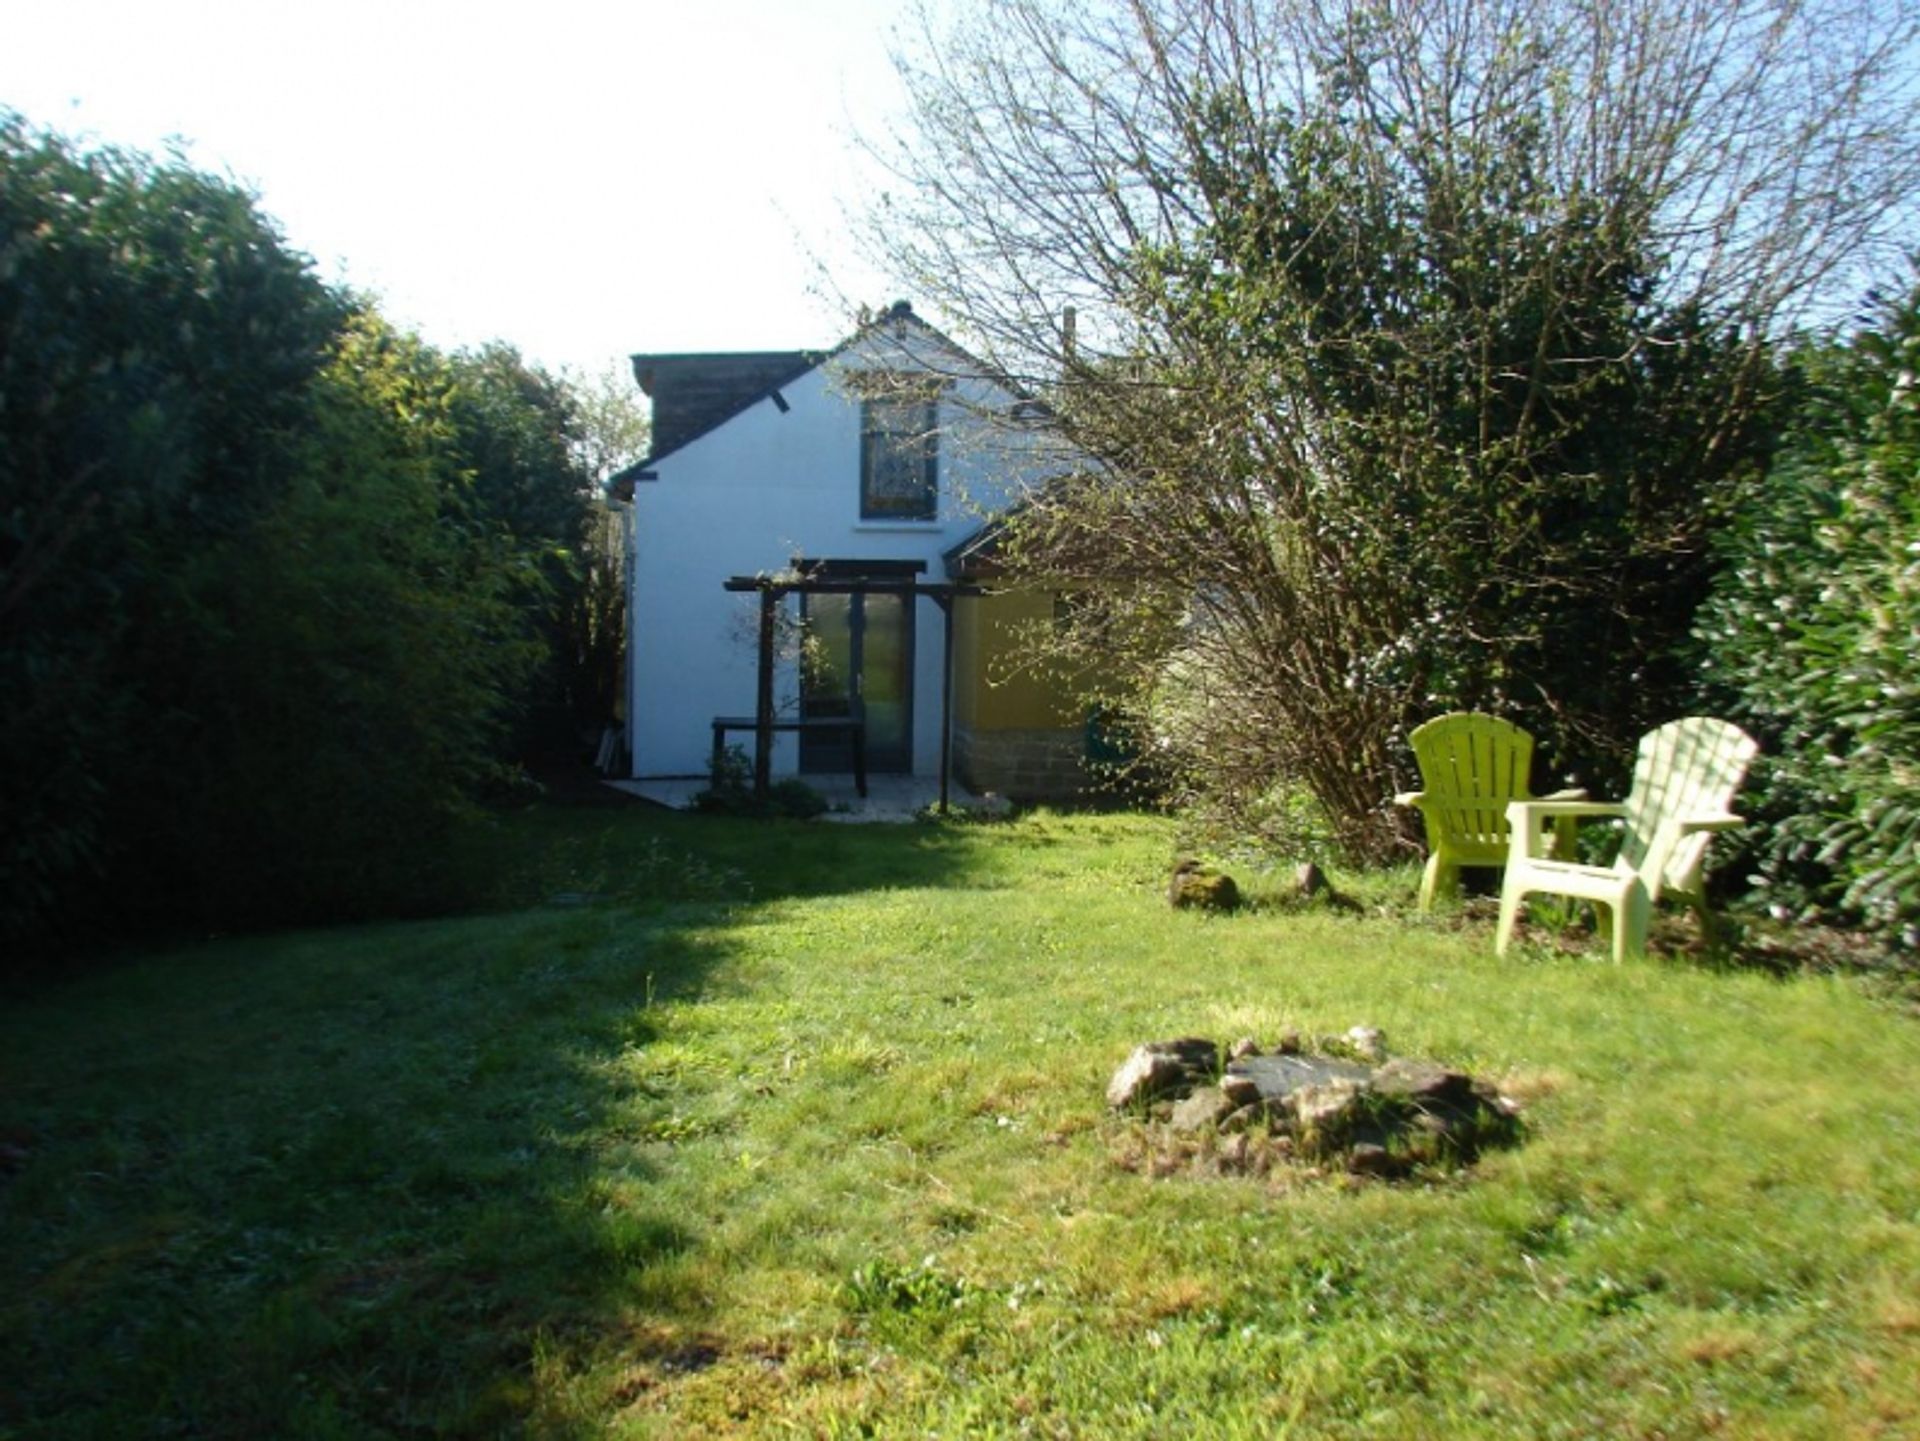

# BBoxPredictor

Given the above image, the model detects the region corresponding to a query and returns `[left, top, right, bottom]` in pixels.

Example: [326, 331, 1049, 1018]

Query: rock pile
[1106, 1029, 1521, 1179]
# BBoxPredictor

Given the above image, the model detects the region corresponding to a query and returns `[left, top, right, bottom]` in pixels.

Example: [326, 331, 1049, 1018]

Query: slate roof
[633, 350, 820, 460]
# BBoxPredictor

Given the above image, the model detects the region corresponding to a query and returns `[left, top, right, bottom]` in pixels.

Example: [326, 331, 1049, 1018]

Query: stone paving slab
[1225, 1053, 1375, 1101]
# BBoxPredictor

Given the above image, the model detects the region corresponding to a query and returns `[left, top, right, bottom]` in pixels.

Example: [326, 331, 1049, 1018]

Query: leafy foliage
[0, 116, 344, 945]
[694, 746, 830, 820]
[1016, 18, 1773, 853]
[443, 342, 599, 751]
[104, 314, 551, 928]
[557, 362, 649, 739]
[1697, 281, 1920, 945]
[867, 0, 1918, 858]
[0, 118, 606, 955]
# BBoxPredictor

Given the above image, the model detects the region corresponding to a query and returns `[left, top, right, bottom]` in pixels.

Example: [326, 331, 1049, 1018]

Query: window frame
[859, 391, 939, 522]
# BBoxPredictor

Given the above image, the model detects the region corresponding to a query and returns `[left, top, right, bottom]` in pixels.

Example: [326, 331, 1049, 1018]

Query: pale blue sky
[0, 0, 918, 375]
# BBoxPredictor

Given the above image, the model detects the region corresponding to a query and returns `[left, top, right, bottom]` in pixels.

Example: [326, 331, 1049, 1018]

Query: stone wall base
[955, 725, 1086, 802]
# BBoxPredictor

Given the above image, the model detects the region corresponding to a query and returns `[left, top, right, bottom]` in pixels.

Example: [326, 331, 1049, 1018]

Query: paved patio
[605, 773, 981, 823]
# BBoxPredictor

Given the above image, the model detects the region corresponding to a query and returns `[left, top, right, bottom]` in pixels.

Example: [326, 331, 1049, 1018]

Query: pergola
[721, 573, 986, 813]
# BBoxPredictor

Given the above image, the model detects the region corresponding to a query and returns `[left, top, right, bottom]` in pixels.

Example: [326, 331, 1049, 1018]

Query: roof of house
[942, 515, 1010, 580]
[631, 350, 822, 462]
[607, 302, 979, 501]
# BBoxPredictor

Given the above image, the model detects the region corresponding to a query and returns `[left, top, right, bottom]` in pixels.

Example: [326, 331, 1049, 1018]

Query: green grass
[5, 804, 1920, 1438]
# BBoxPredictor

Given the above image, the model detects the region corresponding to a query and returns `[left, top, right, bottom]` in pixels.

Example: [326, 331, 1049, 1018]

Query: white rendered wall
[627, 332, 1071, 780]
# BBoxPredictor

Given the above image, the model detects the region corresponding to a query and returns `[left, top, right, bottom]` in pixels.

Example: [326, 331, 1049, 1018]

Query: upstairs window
[860, 393, 938, 521]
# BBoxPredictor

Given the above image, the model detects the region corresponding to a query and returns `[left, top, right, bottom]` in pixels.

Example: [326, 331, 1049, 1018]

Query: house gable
[618, 303, 1085, 787]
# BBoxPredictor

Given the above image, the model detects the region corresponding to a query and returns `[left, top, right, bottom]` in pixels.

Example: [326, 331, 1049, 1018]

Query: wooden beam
[724, 576, 983, 598]
[754, 585, 776, 798]
[936, 594, 955, 814]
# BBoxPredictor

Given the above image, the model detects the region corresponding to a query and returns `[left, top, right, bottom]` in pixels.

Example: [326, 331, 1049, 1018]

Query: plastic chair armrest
[1677, 811, 1744, 833]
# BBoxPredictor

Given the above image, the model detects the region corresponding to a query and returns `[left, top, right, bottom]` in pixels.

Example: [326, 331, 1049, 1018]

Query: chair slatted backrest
[1618, 717, 1759, 894]
[1408, 712, 1536, 852]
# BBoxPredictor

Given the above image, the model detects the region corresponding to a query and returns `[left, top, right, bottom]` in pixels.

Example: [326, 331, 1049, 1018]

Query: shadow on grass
[454, 796, 1033, 918]
[2, 791, 1174, 1435]
[0, 904, 742, 1438]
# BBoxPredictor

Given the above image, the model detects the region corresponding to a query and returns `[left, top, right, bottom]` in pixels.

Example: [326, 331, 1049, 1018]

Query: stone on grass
[1220, 1072, 1263, 1109]
[1169, 860, 1241, 911]
[1105, 1037, 1218, 1109]
[1347, 1142, 1395, 1176]
[1292, 1080, 1369, 1133]
[1228, 1035, 1262, 1061]
[1226, 1052, 1372, 1105]
[1108, 1030, 1522, 1180]
[1170, 1087, 1238, 1134]
[1343, 1026, 1389, 1063]
[1372, 1058, 1475, 1104]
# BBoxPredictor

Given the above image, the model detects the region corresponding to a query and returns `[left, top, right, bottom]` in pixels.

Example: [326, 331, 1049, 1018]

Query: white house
[610, 302, 1090, 798]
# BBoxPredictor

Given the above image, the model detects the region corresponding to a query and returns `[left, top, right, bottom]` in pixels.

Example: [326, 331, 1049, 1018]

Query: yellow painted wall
[954, 587, 1081, 731]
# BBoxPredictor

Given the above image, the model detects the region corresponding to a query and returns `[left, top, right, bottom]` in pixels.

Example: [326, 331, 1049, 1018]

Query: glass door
[800, 578, 914, 773]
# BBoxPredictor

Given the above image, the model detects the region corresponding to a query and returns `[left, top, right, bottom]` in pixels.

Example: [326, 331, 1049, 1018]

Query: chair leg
[1685, 891, 1719, 948]
[1495, 881, 1524, 956]
[1696, 903, 1719, 948]
[1613, 883, 1651, 964]
[1417, 854, 1452, 912]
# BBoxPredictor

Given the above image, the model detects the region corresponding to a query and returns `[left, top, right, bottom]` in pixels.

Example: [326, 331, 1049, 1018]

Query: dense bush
[1, 118, 345, 945]
[1697, 282, 1920, 946]
[0, 118, 599, 957]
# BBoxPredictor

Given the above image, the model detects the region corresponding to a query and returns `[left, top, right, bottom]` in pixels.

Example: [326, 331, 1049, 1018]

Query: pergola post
[936, 594, 955, 815]
[754, 583, 776, 798]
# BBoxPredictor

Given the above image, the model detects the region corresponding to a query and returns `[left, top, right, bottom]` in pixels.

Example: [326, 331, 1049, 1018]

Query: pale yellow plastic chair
[1395, 713, 1584, 912]
[1495, 717, 1758, 963]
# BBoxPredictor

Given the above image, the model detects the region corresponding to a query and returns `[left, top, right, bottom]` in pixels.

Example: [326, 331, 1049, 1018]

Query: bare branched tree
[859, 0, 1920, 858]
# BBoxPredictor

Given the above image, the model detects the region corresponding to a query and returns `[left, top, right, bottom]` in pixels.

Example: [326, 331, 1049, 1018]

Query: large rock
[1292, 1080, 1372, 1158]
[1219, 1072, 1263, 1109]
[1169, 860, 1241, 911]
[1106, 1037, 1218, 1108]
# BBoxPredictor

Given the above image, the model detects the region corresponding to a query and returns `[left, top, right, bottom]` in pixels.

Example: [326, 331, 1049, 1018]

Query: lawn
[4, 802, 1919, 1438]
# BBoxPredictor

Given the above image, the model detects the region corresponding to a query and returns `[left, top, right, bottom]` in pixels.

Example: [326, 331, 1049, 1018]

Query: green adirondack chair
[1495, 716, 1758, 963]
[1395, 713, 1584, 911]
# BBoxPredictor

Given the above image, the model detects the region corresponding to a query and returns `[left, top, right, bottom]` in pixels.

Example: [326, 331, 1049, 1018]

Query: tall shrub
[1697, 281, 1920, 945]
[2, 118, 585, 954]
[0, 117, 343, 944]
[863, 0, 1920, 857]
[107, 313, 549, 928]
